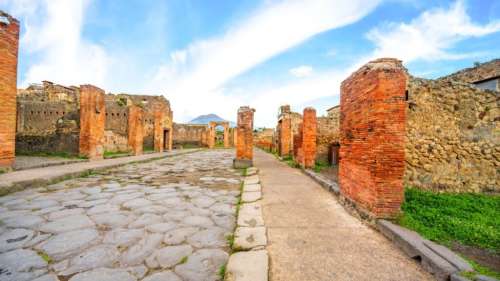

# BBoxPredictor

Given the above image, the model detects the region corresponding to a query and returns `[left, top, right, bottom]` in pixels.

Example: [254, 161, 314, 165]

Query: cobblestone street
[0, 150, 242, 281]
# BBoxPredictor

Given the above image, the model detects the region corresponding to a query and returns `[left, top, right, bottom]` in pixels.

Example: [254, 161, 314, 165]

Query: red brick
[0, 12, 19, 169]
[79, 84, 105, 160]
[234, 106, 255, 168]
[339, 58, 407, 218]
[128, 105, 143, 155]
[278, 116, 291, 157]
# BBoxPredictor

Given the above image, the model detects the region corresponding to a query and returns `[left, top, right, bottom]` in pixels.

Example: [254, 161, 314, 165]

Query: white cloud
[366, 0, 500, 62]
[289, 65, 313, 78]
[4, 0, 110, 87]
[150, 0, 382, 123]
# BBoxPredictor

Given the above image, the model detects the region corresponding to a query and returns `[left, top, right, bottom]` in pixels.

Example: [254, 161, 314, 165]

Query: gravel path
[0, 150, 241, 281]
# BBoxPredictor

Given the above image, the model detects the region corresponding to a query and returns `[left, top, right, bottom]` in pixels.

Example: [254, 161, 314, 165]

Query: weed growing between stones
[37, 251, 52, 263]
[313, 160, 330, 173]
[179, 256, 188, 264]
[218, 263, 226, 279]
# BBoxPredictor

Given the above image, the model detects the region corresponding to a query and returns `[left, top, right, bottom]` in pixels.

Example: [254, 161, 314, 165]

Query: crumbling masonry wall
[0, 11, 19, 169]
[316, 106, 340, 164]
[339, 58, 407, 218]
[173, 124, 207, 147]
[234, 106, 255, 168]
[104, 97, 129, 152]
[405, 77, 499, 193]
[79, 85, 106, 159]
[128, 105, 144, 155]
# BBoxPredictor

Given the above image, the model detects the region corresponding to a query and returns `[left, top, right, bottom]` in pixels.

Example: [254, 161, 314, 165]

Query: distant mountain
[190, 114, 236, 127]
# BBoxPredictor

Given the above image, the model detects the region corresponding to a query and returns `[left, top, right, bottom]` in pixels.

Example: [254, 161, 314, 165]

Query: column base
[233, 159, 253, 169]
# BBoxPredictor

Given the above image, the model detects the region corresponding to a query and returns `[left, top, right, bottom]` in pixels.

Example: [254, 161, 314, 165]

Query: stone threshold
[300, 168, 486, 281]
[0, 149, 202, 196]
[224, 167, 269, 281]
[13, 158, 88, 171]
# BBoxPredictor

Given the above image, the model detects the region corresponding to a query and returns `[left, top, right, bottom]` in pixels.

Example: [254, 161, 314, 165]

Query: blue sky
[1, 0, 499, 126]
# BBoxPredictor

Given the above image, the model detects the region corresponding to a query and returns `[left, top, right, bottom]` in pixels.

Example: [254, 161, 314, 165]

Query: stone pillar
[278, 116, 291, 157]
[0, 12, 19, 170]
[153, 108, 164, 153]
[207, 122, 216, 149]
[128, 105, 144, 156]
[234, 106, 255, 168]
[223, 123, 230, 148]
[339, 58, 407, 218]
[293, 123, 302, 161]
[301, 107, 317, 168]
[79, 85, 106, 160]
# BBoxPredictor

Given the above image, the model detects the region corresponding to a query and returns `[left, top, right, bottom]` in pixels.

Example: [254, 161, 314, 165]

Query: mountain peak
[189, 114, 236, 127]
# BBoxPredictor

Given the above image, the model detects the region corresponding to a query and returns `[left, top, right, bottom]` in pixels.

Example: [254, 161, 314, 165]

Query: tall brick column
[0, 12, 19, 170]
[153, 107, 164, 153]
[128, 105, 144, 156]
[207, 122, 216, 149]
[300, 107, 317, 168]
[339, 58, 407, 218]
[234, 106, 255, 168]
[79, 85, 105, 160]
[278, 116, 291, 157]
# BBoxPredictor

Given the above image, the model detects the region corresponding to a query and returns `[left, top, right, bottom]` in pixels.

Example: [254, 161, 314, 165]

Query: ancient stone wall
[405, 77, 499, 193]
[253, 128, 274, 151]
[316, 106, 340, 164]
[0, 11, 19, 169]
[440, 59, 499, 83]
[173, 123, 207, 147]
[103, 98, 129, 152]
[339, 58, 407, 218]
[79, 85, 106, 159]
[234, 106, 255, 168]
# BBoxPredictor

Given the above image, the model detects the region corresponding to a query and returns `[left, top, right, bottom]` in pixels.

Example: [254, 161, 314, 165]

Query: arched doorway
[207, 121, 230, 148]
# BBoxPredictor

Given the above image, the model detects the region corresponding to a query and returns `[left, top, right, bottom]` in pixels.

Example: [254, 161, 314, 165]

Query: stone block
[241, 191, 262, 203]
[237, 202, 264, 227]
[233, 226, 267, 251]
[225, 250, 268, 281]
[233, 159, 252, 169]
[243, 183, 261, 192]
[244, 175, 259, 185]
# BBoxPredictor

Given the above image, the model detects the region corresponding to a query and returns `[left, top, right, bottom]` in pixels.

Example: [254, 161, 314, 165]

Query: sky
[1, 0, 499, 127]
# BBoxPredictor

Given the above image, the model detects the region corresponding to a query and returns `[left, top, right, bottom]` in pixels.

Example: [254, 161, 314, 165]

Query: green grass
[179, 256, 188, 264]
[218, 264, 226, 279]
[37, 251, 52, 263]
[16, 150, 86, 159]
[398, 188, 500, 253]
[143, 147, 155, 153]
[226, 234, 235, 248]
[460, 257, 500, 280]
[313, 160, 330, 173]
[103, 150, 131, 159]
[282, 155, 300, 168]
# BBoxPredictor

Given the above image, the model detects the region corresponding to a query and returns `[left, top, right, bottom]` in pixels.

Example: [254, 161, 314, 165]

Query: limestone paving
[0, 150, 242, 281]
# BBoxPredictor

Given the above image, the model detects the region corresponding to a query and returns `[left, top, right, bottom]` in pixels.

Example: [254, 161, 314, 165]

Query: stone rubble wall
[316, 106, 340, 164]
[0, 11, 19, 169]
[339, 58, 407, 218]
[253, 128, 274, 151]
[103, 99, 129, 152]
[405, 77, 499, 193]
[439, 59, 500, 84]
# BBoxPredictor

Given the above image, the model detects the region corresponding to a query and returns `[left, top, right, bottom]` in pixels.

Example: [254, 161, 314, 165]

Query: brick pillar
[293, 123, 302, 161]
[223, 124, 230, 148]
[0, 12, 19, 170]
[207, 122, 216, 149]
[234, 106, 255, 168]
[301, 107, 317, 168]
[339, 58, 407, 218]
[128, 105, 144, 156]
[79, 85, 105, 160]
[278, 116, 291, 157]
[153, 108, 164, 153]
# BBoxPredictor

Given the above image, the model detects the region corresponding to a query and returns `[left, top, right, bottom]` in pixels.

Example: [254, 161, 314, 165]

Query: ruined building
[16, 81, 173, 158]
[173, 122, 236, 148]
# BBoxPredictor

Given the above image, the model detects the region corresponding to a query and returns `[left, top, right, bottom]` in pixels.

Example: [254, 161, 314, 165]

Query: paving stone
[87, 204, 120, 215]
[81, 187, 102, 195]
[61, 245, 120, 275]
[225, 250, 268, 281]
[164, 227, 199, 245]
[163, 210, 191, 221]
[187, 227, 227, 248]
[34, 206, 64, 216]
[32, 274, 60, 281]
[122, 198, 152, 209]
[0, 249, 48, 281]
[142, 271, 182, 281]
[156, 244, 194, 268]
[187, 206, 212, 216]
[109, 192, 143, 204]
[0, 228, 34, 252]
[103, 228, 144, 247]
[125, 265, 148, 279]
[13, 199, 59, 210]
[128, 214, 162, 228]
[233, 227, 267, 250]
[174, 249, 229, 281]
[237, 202, 264, 227]
[3, 214, 45, 229]
[121, 233, 163, 266]
[146, 222, 178, 233]
[47, 208, 85, 220]
[241, 191, 262, 203]
[243, 183, 261, 192]
[0, 210, 30, 220]
[191, 196, 216, 208]
[91, 212, 135, 228]
[212, 213, 236, 230]
[69, 268, 136, 281]
[39, 215, 95, 233]
[182, 215, 214, 228]
[243, 176, 259, 185]
[133, 205, 168, 214]
[37, 228, 100, 261]
[24, 233, 51, 248]
[210, 202, 235, 215]
[78, 199, 109, 208]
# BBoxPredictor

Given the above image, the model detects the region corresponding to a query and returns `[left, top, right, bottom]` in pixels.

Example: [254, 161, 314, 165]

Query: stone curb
[301, 169, 340, 194]
[225, 168, 269, 281]
[378, 220, 474, 281]
[0, 149, 202, 196]
[13, 158, 88, 171]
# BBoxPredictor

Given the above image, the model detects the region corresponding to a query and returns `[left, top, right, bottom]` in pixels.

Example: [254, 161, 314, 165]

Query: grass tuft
[218, 264, 226, 279]
[179, 256, 188, 264]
